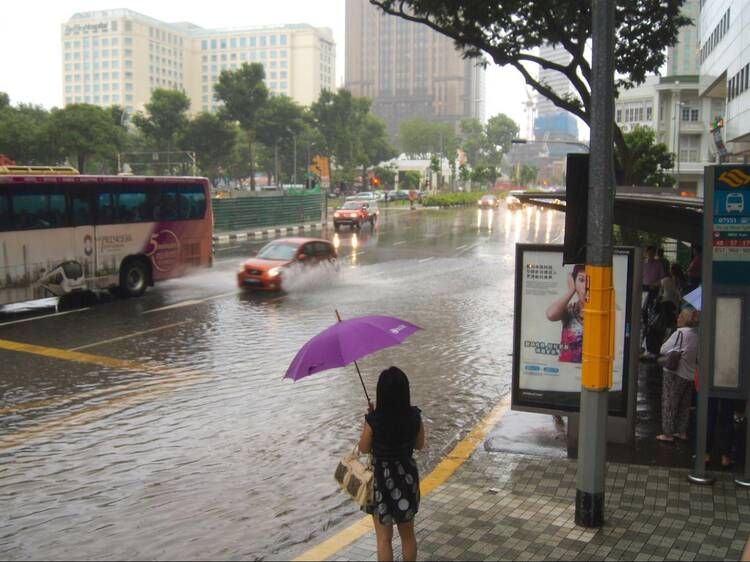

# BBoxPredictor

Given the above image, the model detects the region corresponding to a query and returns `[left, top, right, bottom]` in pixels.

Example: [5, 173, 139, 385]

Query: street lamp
[673, 99, 687, 190]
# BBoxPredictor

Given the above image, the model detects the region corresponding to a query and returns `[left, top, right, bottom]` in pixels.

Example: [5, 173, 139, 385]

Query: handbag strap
[673, 330, 684, 352]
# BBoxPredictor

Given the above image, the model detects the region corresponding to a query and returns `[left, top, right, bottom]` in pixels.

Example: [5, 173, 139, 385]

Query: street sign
[711, 167, 750, 284]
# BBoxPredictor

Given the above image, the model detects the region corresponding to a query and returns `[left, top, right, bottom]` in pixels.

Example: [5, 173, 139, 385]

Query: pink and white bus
[0, 167, 213, 305]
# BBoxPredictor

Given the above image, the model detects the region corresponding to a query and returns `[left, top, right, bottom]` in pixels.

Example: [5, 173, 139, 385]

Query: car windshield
[257, 242, 298, 261]
[342, 202, 363, 210]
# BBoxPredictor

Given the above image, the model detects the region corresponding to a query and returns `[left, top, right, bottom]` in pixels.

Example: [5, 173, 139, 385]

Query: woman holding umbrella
[358, 367, 425, 562]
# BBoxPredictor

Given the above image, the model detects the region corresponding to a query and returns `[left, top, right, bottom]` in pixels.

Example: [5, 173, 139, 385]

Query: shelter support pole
[575, 0, 615, 528]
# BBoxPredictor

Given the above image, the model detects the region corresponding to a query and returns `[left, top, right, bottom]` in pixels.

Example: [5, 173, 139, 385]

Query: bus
[0, 167, 213, 305]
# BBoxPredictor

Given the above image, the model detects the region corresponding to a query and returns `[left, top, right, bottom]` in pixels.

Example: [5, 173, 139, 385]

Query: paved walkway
[325, 450, 749, 561]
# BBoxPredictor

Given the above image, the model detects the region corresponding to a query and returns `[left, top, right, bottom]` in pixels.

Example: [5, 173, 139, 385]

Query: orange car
[237, 237, 338, 291]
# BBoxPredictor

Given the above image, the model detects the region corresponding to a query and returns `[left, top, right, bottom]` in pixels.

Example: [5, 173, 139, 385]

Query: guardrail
[212, 192, 325, 233]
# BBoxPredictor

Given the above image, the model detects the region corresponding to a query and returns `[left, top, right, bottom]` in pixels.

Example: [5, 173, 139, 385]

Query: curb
[212, 222, 330, 245]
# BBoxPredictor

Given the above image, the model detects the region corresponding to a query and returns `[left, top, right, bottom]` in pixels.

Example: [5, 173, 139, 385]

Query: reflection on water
[0, 207, 566, 561]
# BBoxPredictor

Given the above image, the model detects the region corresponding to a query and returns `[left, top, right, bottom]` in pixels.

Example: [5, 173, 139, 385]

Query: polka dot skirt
[364, 457, 420, 525]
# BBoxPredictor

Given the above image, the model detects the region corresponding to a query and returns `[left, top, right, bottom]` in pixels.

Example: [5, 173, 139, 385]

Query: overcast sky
[0, 1, 532, 136]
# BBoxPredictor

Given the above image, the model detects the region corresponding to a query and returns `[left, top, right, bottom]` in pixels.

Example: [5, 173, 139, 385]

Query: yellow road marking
[68, 320, 193, 351]
[0, 338, 174, 374]
[293, 394, 511, 562]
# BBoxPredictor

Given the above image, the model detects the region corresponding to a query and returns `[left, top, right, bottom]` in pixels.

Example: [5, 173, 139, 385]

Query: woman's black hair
[572, 264, 585, 279]
[374, 367, 415, 446]
[375, 366, 411, 415]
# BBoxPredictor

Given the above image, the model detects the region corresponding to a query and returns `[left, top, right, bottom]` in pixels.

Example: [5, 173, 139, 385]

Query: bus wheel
[119, 258, 149, 298]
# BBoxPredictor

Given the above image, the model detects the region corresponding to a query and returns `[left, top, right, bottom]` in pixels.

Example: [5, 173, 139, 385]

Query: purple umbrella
[284, 312, 422, 403]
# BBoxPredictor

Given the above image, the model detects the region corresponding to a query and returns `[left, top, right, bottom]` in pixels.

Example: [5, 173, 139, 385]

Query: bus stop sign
[712, 167, 750, 284]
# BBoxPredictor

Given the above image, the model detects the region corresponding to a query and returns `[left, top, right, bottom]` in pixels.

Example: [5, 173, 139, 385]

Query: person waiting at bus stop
[657, 308, 699, 443]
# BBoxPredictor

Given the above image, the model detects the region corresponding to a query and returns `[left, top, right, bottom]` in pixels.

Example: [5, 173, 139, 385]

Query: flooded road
[0, 205, 565, 560]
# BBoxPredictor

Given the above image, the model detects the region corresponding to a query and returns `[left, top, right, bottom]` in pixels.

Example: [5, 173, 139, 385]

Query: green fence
[212, 193, 325, 233]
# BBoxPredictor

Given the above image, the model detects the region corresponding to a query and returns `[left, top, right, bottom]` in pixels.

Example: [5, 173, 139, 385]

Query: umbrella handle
[336, 309, 372, 406]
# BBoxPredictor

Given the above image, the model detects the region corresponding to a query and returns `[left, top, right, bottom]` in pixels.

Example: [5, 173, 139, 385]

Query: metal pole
[575, 0, 615, 528]
[191, 151, 197, 177]
[689, 166, 716, 485]
[293, 134, 297, 186]
[676, 96, 682, 190]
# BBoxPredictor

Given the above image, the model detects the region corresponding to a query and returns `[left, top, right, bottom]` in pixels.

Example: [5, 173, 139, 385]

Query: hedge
[422, 192, 488, 207]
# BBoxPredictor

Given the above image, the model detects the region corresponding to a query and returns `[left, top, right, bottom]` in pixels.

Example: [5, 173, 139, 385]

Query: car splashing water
[278, 262, 343, 294]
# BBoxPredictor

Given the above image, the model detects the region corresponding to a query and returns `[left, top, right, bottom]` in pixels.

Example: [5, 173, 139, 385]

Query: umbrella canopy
[284, 315, 421, 381]
[683, 286, 702, 311]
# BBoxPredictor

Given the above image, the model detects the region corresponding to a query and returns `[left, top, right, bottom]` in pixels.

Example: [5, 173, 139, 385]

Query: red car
[333, 201, 379, 230]
[237, 237, 338, 291]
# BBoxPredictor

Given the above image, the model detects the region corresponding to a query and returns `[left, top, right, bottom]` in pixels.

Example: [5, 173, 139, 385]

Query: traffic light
[372, 176, 380, 187]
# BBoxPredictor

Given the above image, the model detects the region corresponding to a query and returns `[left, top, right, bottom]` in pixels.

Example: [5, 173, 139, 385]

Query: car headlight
[268, 267, 282, 277]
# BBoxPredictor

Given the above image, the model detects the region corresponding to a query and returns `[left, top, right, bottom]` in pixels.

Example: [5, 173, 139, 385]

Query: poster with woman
[512, 245, 634, 415]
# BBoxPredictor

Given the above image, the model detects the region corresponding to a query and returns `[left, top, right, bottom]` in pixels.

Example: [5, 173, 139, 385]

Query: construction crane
[523, 87, 536, 141]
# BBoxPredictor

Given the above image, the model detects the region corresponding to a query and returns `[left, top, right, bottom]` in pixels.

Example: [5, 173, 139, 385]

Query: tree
[621, 125, 675, 188]
[0, 92, 9, 110]
[370, 0, 690, 182]
[513, 164, 538, 187]
[255, 95, 306, 185]
[399, 118, 457, 159]
[310, 89, 372, 186]
[356, 114, 397, 189]
[47, 104, 120, 173]
[180, 112, 238, 185]
[485, 113, 519, 167]
[0, 102, 57, 165]
[399, 170, 422, 190]
[131, 89, 190, 155]
[372, 164, 397, 189]
[214, 64, 269, 190]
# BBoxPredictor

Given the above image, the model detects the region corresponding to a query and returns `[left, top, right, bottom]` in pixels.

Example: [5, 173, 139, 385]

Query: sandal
[656, 434, 675, 442]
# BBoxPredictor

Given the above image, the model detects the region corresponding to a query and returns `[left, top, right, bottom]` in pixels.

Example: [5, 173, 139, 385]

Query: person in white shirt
[657, 308, 700, 442]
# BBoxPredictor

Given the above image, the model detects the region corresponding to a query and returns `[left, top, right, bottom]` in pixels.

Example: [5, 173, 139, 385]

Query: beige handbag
[334, 446, 374, 508]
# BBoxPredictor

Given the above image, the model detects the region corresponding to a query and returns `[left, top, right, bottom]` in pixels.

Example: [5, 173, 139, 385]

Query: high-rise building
[667, 0, 700, 76]
[61, 9, 335, 114]
[344, 0, 485, 140]
[533, 44, 579, 143]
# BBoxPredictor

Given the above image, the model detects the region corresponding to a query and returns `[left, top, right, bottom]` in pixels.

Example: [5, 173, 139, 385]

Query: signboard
[712, 167, 750, 284]
[512, 244, 635, 416]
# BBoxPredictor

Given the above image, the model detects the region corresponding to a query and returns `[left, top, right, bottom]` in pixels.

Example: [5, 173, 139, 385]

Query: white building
[61, 9, 336, 115]
[699, 0, 750, 156]
[615, 75, 722, 195]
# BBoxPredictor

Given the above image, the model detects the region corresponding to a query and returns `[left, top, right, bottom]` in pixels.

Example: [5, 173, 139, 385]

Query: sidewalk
[325, 451, 748, 562]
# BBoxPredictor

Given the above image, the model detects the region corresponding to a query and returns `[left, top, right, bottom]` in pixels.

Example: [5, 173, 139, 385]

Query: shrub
[422, 192, 487, 207]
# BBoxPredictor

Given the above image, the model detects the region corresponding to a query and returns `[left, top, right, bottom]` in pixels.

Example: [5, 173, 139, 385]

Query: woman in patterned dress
[358, 367, 425, 562]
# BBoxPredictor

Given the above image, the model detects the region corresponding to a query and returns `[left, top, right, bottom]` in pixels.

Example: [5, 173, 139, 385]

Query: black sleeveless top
[365, 406, 422, 460]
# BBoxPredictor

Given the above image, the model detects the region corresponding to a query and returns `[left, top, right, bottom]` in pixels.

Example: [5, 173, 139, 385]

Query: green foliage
[214, 63, 269, 189]
[399, 170, 422, 190]
[0, 92, 9, 110]
[399, 118, 457, 158]
[372, 165, 397, 188]
[621, 125, 675, 187]
[0, 101, 57, 165]
[47, 104, 120, 173]
[131, 89, 190, 150]
[512, 164, 538, 187]
[179, 112, 238, 184]
[422, 191, 486, 207]
[371, 0, 690, 180]
[485, 114, 519, 161]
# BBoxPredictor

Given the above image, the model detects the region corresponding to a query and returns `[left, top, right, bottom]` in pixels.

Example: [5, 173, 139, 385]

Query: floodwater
[0, 205, 565, 560]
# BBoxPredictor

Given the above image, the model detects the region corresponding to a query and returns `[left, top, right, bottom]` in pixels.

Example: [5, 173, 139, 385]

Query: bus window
[11, 188, 67, 230]
[0, 194, 10, 231]
[96, 188, 116, 224]
[70, 188, 94, 226]
[116, 190, 153, 222]
[178, 185, 207, 220]
[155, 187, 179, 221]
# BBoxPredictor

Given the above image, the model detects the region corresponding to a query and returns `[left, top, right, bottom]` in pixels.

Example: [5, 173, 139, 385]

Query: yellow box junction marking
[293, 394, 511, 562]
